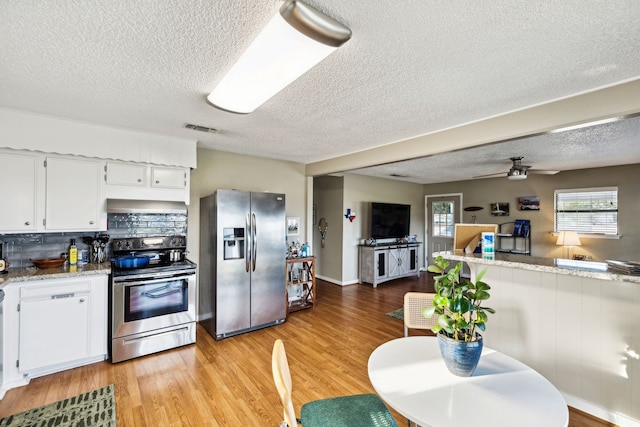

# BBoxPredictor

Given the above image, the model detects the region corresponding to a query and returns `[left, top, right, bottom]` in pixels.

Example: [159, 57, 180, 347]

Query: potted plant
[423, 255, 495, 376]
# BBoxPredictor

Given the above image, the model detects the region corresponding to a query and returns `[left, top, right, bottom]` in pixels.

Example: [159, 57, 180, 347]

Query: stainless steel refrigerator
[199, 189, 286, 340]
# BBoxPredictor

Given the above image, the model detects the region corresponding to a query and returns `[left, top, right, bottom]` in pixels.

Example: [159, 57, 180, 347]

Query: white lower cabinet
[0, 275, 108, 398]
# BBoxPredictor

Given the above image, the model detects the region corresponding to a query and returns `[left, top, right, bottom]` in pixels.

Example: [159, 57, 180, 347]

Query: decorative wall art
[287, 217, 300, 235]
[518, 196, 540, 211]
[490, 202, 510, 216]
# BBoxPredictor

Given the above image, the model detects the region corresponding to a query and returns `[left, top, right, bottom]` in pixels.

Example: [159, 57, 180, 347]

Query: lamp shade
[208, 0, 351, 114]
[556, 230, 581, 246]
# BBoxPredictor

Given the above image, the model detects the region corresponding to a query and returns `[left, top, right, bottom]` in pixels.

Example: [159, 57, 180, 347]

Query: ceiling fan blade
[473, 172, 506, 178]
[528, 169, 560, 175]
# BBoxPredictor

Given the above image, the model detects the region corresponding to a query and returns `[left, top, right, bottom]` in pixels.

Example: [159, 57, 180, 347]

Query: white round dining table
[368, 336, 568, 427]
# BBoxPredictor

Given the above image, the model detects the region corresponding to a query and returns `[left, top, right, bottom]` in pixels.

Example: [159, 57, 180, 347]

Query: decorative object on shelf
[518, 196, 540, 210]
[318, 218, 328, 248]
[490, 202, 509, 216]
[556, 230, 581, 259]
[463, 206, 483, 212]
[287, 217, 300, 236]
[423, 256, 495, 376]
[344, 208, 356, 222]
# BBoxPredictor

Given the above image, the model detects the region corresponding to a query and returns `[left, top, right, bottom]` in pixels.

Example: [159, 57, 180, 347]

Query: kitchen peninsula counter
[0, 263, 111, 288]
[433, 250, 640, 426]
[434, 251, 640, 284]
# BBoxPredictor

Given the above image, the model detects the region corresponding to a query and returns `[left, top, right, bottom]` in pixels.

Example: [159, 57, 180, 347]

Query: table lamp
[556, 231, 581, 259]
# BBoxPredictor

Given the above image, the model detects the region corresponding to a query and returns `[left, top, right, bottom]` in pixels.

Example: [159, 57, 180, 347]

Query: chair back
[404, 292, 438, 336]
[272, 339, 298, 427]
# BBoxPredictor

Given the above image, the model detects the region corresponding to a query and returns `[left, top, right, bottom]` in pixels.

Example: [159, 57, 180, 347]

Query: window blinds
[554, 188, 618, 235]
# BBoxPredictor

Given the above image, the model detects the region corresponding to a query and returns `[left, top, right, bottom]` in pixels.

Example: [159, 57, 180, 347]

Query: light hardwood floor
[0, 274, 615, 426]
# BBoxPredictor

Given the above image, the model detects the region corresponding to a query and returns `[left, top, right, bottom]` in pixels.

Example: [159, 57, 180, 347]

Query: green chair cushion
[300, 393, 398, 427]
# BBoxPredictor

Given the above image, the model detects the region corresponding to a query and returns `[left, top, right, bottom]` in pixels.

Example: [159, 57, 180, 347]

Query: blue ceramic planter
[437, 332, 483, 377]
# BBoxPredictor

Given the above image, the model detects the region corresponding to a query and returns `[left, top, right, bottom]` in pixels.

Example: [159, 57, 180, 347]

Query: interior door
[425, 195, 461, 265]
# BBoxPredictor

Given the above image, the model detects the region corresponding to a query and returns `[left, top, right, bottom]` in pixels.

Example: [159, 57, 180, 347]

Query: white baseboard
[315, 274, 359, 286]
[563, 392, 640, 427]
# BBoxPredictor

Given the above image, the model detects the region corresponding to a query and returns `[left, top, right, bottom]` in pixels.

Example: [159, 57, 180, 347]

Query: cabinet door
[408, 246, 419, 273]
[106, 162, 146, 186]
[151, 167, 186, 189]
[19, 293, 90, 371]
[375, 250, 388, 280]
[388, 247, 409, 277]
[45, 157, 102, 230]
[0, 152, 39, 232]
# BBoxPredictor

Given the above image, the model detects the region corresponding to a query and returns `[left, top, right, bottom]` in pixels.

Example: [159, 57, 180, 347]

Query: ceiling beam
[305, 78, 640, 177]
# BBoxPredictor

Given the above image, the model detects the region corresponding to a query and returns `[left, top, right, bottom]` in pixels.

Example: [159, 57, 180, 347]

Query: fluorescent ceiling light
[550, 117, 622, 134]
[208, 0, 352, 114]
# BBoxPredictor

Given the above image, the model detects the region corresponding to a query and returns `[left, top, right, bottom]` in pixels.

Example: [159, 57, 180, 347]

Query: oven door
[112, 270, 196, 339]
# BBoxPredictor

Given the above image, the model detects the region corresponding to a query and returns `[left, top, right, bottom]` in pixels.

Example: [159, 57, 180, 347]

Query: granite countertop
[0, 262, 111, 287]
[434, 251, 640, 284]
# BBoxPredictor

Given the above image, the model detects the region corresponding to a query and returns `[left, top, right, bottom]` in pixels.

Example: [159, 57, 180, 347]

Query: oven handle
[142, 284, 184, 298]
[113, 273, 194, 286]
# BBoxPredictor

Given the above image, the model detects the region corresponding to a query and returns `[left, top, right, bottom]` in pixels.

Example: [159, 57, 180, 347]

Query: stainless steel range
[109, 236, 196, 363]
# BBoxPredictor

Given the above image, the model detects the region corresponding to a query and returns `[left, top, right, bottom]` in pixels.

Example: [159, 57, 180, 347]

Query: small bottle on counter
[69, 239, 78, 266]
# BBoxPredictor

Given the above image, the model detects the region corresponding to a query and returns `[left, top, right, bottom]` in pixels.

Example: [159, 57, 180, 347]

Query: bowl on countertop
[32, 257, 66, 269]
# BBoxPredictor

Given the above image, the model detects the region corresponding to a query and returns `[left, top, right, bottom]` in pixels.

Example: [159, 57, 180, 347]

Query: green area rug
[385, 308, 403, 321]
[0, 384, 115, 427]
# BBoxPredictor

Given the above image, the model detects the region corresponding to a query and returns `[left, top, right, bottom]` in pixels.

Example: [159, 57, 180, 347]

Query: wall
[423, 164, 640, 262]
[312, 176, 344, 284]
[313, 174, 425, 285]
[187, 148, 307, 277]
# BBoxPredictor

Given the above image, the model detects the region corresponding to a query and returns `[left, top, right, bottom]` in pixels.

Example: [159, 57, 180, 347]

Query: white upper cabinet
[45, 157, 104, 231]
[0, 151, 40, 232]
[105, 161, 190, 203]
[0, 149, 106, 233]
[151, 167, 186, 189]
[105, 162, 146, 187]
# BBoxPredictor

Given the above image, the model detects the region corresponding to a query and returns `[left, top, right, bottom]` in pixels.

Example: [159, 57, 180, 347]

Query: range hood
[107, 199, 187, 214]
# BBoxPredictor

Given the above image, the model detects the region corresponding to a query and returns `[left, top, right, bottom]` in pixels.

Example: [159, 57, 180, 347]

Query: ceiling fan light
[208, 0, 351, 114]
[507, 169, 527, 180]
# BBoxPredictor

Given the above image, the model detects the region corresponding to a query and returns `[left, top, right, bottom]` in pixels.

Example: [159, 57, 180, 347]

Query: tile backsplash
[1, 212, 188, 268]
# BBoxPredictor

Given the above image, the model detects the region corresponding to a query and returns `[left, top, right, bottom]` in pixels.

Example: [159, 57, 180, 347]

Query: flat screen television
[370, 202, 411, 239]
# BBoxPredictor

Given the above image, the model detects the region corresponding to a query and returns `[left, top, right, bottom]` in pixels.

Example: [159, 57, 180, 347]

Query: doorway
[424, 193, 462, 266]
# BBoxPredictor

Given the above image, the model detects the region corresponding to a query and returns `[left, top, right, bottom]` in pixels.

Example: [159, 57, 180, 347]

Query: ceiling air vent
[185, 123, 218, 133]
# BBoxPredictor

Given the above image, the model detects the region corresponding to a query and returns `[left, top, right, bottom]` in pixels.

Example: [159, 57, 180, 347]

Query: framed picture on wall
[518, 196, 540, 210]
[490, 202, 509, 216]
[287, 217, 300, 235]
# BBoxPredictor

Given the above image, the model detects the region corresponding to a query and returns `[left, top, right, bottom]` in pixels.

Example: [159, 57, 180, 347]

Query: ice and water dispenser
[223, 228, 245, 260]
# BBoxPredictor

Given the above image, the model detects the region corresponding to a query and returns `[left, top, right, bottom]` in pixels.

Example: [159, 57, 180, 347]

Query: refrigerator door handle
[252, 212, 257, 271]
[245, 213, 251, 272]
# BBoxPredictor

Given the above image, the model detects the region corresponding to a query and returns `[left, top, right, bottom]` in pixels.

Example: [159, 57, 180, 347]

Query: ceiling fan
[474, 157, 560, 180]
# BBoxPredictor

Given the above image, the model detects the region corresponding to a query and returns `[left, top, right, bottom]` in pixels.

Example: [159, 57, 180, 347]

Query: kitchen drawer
[20, 279, 92, 298]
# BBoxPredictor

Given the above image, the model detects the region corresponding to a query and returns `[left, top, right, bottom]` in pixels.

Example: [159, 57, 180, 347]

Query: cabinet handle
[155, 180, 160, 184]
[89, 221, 95, 225]
[52, 293, 74, 299]
[79, 298, 86, 303]
[137, 178, 142, 182]
[25, 221, 31, 226]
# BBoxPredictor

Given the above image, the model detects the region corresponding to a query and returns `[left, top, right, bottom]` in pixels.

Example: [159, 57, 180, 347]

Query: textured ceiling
[1, 1, 640, 183]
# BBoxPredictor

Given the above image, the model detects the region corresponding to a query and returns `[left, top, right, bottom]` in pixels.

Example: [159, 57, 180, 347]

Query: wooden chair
[271, 339, 398, 427]
[403, 292, 438, 337]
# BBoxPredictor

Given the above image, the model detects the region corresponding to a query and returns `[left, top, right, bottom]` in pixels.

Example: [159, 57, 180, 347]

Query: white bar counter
[434, 251, 640, 427]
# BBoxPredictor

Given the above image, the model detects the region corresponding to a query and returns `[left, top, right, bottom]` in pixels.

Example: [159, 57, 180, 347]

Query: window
[432, 201, 454, 237]
[554, 187, 618, 235]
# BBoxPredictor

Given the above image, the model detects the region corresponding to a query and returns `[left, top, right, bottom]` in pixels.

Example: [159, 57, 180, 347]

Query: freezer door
[250, 192, 286, 327]
[215, 190, 251, 335]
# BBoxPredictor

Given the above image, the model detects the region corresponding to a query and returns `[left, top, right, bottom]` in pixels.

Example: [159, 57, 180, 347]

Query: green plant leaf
[422, 306, 436, 318]
[474, 290, 491, 300]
